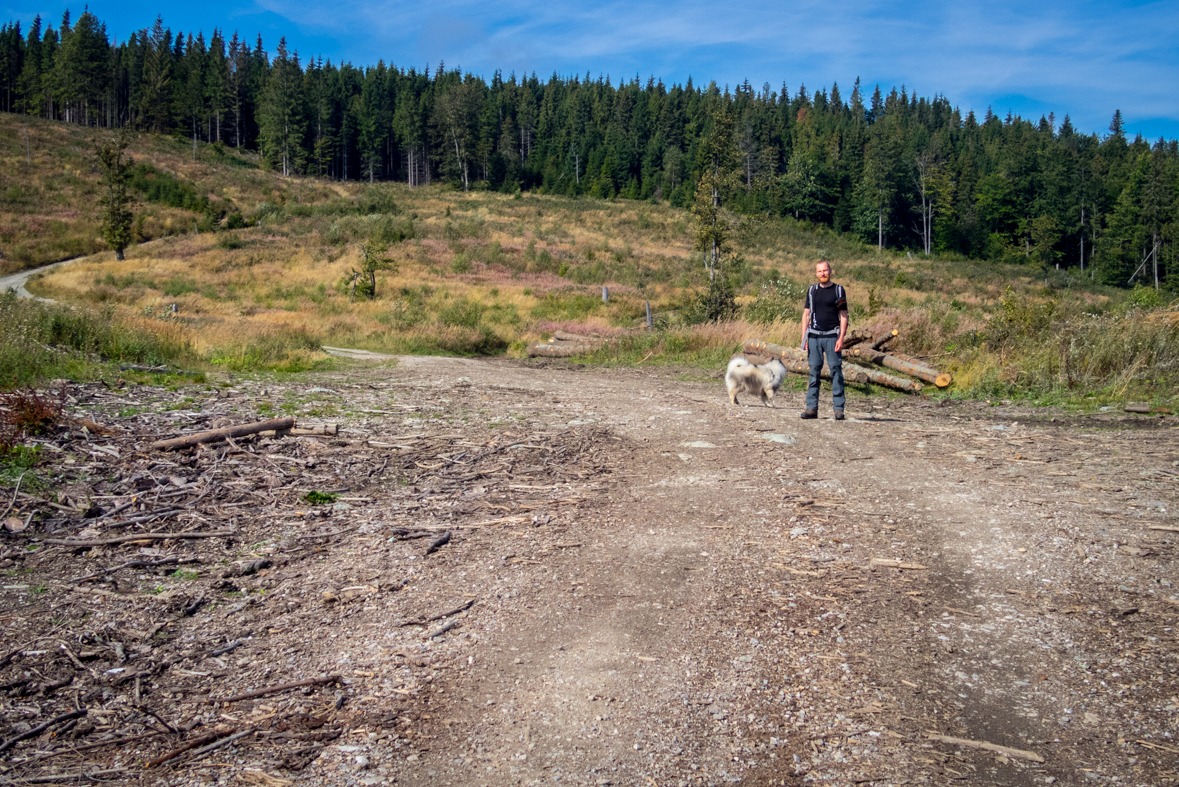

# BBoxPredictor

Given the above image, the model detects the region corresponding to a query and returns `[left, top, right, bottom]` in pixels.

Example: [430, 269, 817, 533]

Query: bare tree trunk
[878, 208, 883, 251]
[1154, 230, 1160, 289]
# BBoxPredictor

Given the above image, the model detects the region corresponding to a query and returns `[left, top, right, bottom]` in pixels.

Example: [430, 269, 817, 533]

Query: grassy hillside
[3, 114, 1177, 407]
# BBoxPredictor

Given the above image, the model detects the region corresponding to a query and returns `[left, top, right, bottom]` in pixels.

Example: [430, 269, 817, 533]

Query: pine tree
[692, 103, 737, 280]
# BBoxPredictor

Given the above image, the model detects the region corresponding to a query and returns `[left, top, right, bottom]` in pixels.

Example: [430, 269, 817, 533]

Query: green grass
[0, 292, 198, 389]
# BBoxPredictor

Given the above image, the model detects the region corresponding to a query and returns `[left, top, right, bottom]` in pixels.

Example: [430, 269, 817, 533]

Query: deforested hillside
[0, 9, 1176, 288]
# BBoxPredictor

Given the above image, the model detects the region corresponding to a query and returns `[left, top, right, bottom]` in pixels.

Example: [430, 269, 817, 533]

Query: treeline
[0, 10, 1176, 287]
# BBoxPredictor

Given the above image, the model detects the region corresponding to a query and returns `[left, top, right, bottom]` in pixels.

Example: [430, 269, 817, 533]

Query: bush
[745, 274, 804, 324]
[438, 297, 484, 329]
[1128, 284, 1163, 309]
[685, 276, 737, 324]
[0, 386, 63, 453]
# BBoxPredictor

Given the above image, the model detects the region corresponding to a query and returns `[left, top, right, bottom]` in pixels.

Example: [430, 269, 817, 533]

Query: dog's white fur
[725, 357, 787, 407]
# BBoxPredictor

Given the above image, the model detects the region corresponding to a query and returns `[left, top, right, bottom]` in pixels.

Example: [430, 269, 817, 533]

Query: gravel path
[0, 257, 82, 300]
[1, 356, 1175, 787]
[295, 358, 1178, 787]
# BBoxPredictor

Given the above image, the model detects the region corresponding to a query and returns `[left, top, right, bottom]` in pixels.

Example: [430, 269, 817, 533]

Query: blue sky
[7, 0, 1178, 140]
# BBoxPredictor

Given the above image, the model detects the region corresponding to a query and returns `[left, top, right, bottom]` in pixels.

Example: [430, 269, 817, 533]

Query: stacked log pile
[743, 329, 952, 394]
[527, 331, 615, 358]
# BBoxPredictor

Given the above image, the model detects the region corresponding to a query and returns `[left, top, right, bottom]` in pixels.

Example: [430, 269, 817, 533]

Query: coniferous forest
[1, 9, 1176, 288]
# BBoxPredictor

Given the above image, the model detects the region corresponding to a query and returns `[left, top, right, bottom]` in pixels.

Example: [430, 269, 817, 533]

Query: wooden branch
[869, 558, 928, 570]
[0, 709, 86, 754]
[44, 531, 234, 547]
[150, 417, 296, 451]
[844, 362, 924, 393]
[186, 729, 254, 762]
[425, 530, 451, 555]
[208, 675, 341, 704]
[926, 733, 1045, 763]
[840, 327, 876, 349]
[144, 730, 227, 768]
[1125, 405, 1173, 415]
[552, 331, 609, 344]
[427, 620, 460, 638]
[401, 598, 476, 627]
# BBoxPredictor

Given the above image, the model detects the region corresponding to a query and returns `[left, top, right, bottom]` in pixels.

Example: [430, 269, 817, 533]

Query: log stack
[743, 329, 952, 394]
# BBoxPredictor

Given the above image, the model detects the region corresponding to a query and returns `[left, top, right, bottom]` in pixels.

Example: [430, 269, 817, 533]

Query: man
[799, 260, 848, 420]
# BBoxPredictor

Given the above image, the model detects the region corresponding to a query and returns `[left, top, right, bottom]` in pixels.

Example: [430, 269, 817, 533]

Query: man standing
[800, 260, 848, 420]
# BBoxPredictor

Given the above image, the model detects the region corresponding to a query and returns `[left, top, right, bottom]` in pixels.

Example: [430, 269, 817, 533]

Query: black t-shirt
[803, 283, 847, 333]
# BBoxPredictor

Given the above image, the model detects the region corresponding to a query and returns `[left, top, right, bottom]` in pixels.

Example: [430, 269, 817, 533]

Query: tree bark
[151, 417, 296, 451]
[848, 347, 951, 387]
[741, 340, 923, 393]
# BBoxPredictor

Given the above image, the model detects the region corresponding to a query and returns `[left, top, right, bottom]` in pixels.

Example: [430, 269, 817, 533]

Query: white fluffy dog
[725, 357, 788, 407]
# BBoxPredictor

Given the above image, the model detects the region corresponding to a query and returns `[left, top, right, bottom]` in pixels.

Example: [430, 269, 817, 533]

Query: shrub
[438, 297, 484, 329]
[215, 232, 244, 250]
[0, 386, 64, 453]
[745, 274, 804, 324]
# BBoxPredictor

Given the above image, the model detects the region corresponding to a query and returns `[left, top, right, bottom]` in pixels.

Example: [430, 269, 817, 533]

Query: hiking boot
[834, 409, 845, 421]
[800, 409, 818, 420]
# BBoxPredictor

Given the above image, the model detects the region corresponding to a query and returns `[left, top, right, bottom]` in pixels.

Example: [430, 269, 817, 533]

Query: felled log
[1125, 405, 1173, 415]
[844, 362, 924, 393]
[849, 347, 952, 388]
[528, 342, 603, 357]
[840, 327, 876, 349]
[741, 340, 923, 394]
[552, 331, 609, 344]
[151, 417, 296, 451]
[871, 329, 899, 350]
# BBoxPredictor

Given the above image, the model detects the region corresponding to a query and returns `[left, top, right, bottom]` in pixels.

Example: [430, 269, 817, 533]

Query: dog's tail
[727, 357, 752, 375]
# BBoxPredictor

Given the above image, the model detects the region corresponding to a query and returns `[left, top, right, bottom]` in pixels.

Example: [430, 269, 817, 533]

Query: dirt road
[1, 357, 1176, 786]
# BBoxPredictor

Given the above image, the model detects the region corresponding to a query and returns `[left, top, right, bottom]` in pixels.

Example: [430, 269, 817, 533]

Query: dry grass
[0, 113, 346, 275]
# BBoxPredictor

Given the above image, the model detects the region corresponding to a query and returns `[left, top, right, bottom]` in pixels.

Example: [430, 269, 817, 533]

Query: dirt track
[1, 357, 1177, 786]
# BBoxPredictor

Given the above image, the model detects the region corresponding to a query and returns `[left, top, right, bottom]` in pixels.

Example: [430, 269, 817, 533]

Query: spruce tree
[93, 130, 134, 261]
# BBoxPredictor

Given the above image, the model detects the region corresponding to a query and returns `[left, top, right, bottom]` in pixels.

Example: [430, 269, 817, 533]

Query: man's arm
[835, 309, 849, 352]
[800, 309, 810, 352]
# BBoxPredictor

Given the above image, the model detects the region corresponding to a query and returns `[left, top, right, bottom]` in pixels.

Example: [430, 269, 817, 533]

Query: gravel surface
[1, 356, 1176, 787]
